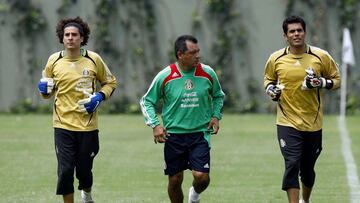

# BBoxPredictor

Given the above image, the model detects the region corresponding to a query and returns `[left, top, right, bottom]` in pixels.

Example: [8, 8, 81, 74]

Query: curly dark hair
[56, 16, 90, 46]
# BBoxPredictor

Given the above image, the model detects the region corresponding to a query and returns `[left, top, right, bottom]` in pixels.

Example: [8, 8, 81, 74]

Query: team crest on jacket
[184, 79, 194, 90]
[83, 68, 90, 76]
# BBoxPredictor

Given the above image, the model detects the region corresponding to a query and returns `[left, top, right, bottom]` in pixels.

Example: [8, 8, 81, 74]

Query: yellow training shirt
[264, 45, 340, 131]
[41, 49, 117, 131]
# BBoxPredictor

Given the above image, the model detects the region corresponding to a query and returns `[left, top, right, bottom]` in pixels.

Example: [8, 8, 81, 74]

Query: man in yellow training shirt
[264, 15, 340, 203]
[37, 16, 117, 203]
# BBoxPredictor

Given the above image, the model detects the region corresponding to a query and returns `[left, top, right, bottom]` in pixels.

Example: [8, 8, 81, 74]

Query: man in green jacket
[140, 35, 225, 203]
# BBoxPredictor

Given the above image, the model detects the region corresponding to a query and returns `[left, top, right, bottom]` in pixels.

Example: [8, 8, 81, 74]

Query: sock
[82, 190, 93, 201]
[299, 199, 309, 203]
[190, 186, 200, 201]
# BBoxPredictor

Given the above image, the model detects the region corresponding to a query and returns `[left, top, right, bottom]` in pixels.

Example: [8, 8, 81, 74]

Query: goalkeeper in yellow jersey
[37, 17, 117, 203]
[264, 16, 340, 203]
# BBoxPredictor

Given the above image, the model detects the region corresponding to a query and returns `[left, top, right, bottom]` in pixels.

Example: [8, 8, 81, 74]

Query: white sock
[82, 190, 93, 201]
[190, 186, 200, 201]
[299, 199, 310, 203]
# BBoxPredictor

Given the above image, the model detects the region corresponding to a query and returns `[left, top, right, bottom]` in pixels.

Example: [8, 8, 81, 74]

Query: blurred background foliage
[0, 0, 359, 114]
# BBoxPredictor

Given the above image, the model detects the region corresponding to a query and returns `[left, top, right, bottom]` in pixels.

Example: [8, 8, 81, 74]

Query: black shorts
[54, 128, 99, 195]
[277, 125, 322, 190]
[164, 132, 210, 176]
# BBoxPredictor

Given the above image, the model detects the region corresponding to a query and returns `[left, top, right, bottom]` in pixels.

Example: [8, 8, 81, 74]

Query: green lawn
[346, 116, 360, 186]
[0, 114, 355, 202]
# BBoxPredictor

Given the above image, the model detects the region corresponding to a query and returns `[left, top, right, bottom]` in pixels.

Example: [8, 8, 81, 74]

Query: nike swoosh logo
[94, 101, 99, 110]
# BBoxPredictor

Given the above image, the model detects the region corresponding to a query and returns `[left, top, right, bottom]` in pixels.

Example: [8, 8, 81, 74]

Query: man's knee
[300, 169, 316, 187]
[59, 166, 74, 182]
[193, 171, 209, 183]
[192, 171, 210, 192]
[76, 168, 92, 181]
[285, 159, 300, 178]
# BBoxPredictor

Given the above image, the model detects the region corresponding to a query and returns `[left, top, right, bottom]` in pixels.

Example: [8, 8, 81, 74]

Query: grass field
[0, 114, 358, 203]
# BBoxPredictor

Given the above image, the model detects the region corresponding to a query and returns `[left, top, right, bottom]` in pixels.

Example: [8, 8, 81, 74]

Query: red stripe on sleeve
[194, 64, 213, 84]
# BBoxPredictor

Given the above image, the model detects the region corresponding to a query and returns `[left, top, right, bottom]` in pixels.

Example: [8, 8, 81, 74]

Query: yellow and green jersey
[264, 45, 340, 131]
[41, 49, 117, 131]
[140, 62, 225, 133]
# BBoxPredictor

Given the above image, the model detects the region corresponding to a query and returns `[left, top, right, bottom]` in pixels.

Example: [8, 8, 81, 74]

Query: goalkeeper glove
[266, 84, 283, 101]
[38, 77, 55, 95]
[301, 68, 333, 89]
[78, 92, 105, 114]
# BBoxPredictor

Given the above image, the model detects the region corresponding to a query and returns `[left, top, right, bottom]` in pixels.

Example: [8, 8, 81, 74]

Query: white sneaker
[188, 186, 200, 203]
[81, 190, 94, 203]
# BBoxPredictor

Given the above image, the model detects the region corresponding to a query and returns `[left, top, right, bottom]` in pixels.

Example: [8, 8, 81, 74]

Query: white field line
[338, 116, 360, 203]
